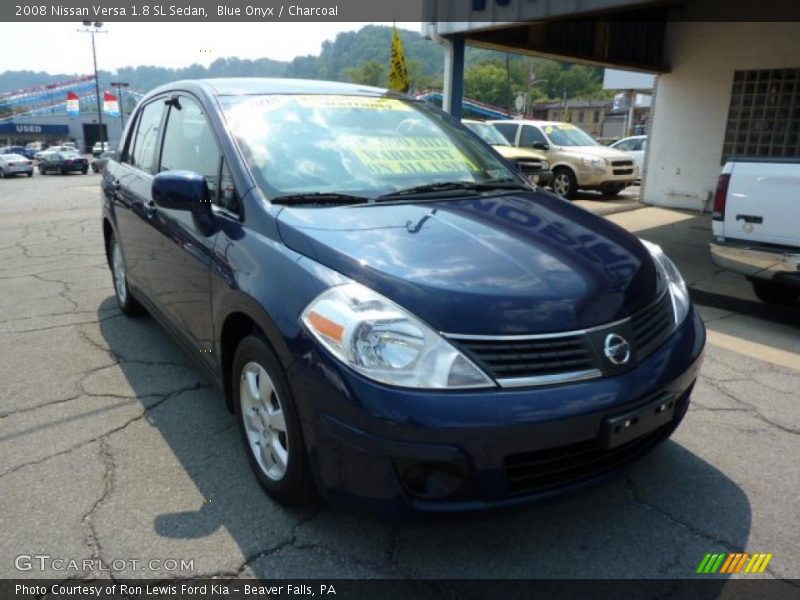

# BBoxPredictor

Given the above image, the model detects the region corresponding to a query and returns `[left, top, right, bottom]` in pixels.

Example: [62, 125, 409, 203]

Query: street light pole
[78, 22, 107, 152]
[110, 81, 129, 132]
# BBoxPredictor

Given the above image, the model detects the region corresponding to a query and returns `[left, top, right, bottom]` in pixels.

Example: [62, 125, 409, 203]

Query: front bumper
[576, 165, 637, 189]
[532, 169, 553, 187]
[710, 239, 800, 283]
[288, 307, 705, 517]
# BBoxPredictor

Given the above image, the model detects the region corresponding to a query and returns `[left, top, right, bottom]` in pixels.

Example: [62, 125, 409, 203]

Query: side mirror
[532, 142, 549, 151]
[152, 171, 210, 212]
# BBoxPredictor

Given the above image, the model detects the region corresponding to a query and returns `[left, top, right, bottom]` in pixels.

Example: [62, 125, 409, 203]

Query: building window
[723, 68, 800, 162]
[577, 110, 584, 123]
[593, 110, 601, 123]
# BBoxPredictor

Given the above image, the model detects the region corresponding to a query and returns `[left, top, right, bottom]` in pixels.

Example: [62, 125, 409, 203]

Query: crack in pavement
[700, 377, 800, 437]
[82, 439, 115, 563]
[623, 476, 785, 580]
[0, 382, 212, 480]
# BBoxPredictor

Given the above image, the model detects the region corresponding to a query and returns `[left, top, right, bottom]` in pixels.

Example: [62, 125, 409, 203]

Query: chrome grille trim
[496, 369, 602, 388]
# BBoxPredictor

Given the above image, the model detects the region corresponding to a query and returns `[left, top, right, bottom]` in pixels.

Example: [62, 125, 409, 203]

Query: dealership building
[0, 112, 123, 154]
[424, 0, 800, 210]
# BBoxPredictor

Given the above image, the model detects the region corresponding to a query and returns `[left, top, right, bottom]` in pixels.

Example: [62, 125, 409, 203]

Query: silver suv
[490, 120, 638, 199]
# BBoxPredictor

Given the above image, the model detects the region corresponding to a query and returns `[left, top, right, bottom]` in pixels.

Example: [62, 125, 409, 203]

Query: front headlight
[641, 240, 690, 325]
[541, 160, 550, 170]
[581, 157, 606, 168]
[301, 282, 494, 389]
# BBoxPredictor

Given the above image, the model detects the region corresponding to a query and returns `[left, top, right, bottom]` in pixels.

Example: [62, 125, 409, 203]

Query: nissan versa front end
[101, 79, 705, 516]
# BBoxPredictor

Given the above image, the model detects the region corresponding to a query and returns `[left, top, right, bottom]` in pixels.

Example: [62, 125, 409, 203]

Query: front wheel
[551, 168, 578, 199]
[233, 334, 316, 506]
[109, 233, 144, 316]
[27, 171, 33, 177]
[0, 168, 5, 178]
[752, 279, 799, 306]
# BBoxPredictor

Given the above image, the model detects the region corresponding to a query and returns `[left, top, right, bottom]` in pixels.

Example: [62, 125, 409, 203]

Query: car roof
[147, 77, 391, 99]
[487, 119, 573, 127]
[1, 153, 26, 159]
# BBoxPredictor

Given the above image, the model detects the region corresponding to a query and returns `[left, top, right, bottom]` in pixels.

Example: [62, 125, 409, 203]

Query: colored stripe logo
[696, 552, 773, 574]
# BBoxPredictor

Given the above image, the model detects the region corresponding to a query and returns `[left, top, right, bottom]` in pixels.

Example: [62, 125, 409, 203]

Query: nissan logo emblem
[604, 333, 631, 365]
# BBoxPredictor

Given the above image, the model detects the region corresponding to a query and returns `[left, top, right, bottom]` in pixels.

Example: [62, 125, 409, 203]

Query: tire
[60, 167, 67, 175]
[751, 279, 799, 306]
[27, 171, 33, 177]
[108, 233, 144, 316]
[0, 169, 5, 179]
[233, 334, 316, 506]
[82, 168, 88, 175]
[551, 168, 578, 199]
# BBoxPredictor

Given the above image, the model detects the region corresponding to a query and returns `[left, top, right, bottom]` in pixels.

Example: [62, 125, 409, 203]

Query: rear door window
[492, 122, 519, 145]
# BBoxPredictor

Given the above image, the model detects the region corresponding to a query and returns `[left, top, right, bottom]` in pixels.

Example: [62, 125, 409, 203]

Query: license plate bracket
[601, 394, 677, 449]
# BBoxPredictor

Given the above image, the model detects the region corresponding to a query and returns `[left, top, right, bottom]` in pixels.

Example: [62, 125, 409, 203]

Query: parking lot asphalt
[0, 173, 798, 585]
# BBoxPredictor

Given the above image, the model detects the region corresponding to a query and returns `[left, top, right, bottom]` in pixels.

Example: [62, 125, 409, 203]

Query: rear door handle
[144, 200, 157, 214]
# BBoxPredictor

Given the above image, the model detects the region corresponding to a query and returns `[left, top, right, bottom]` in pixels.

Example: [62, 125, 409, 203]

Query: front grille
[631, 292, 674, 360]
[455, 334, 595, 381]
[504, 419, 675, 494]
[611, 160, 634, 167]
[613, 168, 634, 176]
[516, 160, 543, 174]
[446, 291, 675, 387]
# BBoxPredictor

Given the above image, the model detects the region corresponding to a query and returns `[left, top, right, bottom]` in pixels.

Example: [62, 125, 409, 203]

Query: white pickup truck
[710, 159, 800, 305]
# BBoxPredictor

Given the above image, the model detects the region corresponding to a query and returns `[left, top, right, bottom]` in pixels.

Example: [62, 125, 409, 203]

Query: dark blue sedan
[101, 79, 705, 516]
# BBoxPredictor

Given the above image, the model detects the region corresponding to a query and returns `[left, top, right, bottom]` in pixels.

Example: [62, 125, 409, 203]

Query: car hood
[557, 145, 634, 160]
[492, 145, 548, 161]
[276, 191, 660, 335]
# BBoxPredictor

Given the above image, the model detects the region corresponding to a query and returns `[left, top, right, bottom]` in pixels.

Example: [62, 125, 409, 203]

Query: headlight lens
[581, 157, 606, 168]
[541, 160, 550, 170]
[301, 282, 494, 389]
[641, 240, 690, 325]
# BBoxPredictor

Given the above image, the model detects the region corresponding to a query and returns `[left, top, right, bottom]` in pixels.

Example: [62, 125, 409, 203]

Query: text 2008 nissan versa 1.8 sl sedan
[102, 79, 705, 516]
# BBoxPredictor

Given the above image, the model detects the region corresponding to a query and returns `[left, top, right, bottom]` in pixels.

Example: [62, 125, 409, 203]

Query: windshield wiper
[376, 179, 530, 200]
[270, 192, 370, 206]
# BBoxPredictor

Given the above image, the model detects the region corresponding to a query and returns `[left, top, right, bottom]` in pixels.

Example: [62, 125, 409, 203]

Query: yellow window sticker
[558, 123, 577, 130]
[294, 95, 411, 111]
[343, 136, 480, 176]
[545, 126, 554, 134]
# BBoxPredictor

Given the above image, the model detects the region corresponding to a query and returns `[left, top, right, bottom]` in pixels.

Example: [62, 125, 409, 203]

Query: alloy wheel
[239, 362, 289, 481]
[553, 173, 569, 196]
[111, 241, 128, 305]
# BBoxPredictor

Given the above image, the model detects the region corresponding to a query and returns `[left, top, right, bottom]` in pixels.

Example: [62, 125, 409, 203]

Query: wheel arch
[217, 303, 293, 413]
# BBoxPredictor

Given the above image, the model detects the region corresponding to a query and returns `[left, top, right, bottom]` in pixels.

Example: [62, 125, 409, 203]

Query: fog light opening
[394, 459, 467, 501]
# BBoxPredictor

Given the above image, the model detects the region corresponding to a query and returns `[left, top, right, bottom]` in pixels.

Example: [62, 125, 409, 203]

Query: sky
[0, 22, 423, 76]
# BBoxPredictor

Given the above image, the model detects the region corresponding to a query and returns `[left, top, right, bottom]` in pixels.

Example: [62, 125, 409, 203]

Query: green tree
[464, 60, 509, 107]
[345, 61, 387, 87]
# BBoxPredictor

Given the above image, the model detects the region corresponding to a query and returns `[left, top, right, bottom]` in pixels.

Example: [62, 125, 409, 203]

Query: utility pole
[110, 81, 129, 132]
[78, 22, 107, 152]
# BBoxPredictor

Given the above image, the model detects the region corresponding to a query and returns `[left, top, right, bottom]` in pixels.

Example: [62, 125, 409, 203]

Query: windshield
[220, 94, 521, 199]
[543, 123, 598, 147]
[464, 122, 510, 146]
